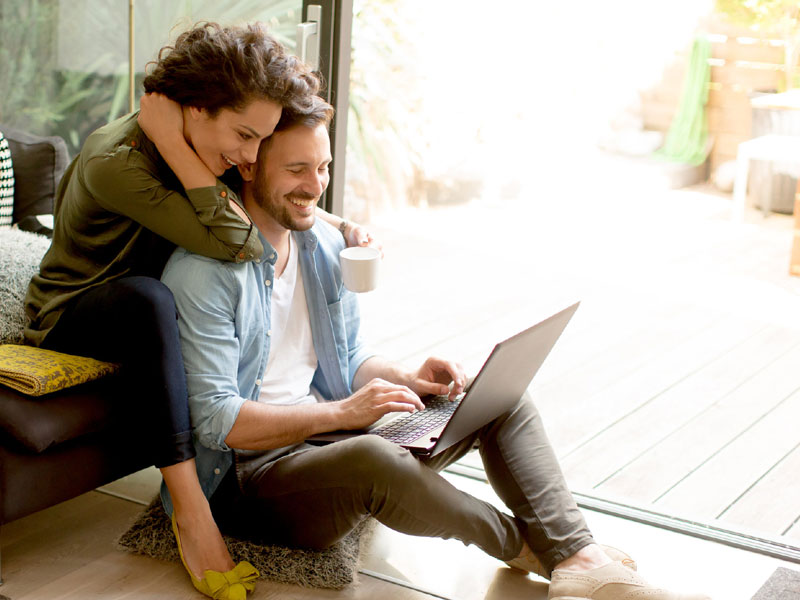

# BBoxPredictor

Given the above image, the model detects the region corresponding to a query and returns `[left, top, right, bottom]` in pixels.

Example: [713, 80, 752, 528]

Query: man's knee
[515, 391, 541, 417]
[335, 436, 419, 484]
[482, 392, 545, 442]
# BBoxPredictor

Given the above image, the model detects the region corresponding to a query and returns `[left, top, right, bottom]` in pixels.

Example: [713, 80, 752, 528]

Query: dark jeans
[43, 276, 195, 468]
[210, 393, 593, 575]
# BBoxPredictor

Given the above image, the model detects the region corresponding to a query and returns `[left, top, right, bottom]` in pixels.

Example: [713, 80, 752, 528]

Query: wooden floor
[357, 148, 800, 547]
[0, 468, 795, 599]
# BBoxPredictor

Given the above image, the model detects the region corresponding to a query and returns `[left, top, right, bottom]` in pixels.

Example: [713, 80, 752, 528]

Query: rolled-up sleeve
[161, 250, 246, 451]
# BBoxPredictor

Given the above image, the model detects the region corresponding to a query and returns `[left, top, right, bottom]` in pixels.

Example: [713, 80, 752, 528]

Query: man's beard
[253, 174, 316, 231]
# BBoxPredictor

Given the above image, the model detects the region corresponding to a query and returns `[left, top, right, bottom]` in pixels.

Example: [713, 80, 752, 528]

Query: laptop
[307, 302, 579, 457]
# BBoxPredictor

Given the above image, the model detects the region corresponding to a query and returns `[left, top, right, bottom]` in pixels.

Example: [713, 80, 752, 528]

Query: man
[160, 97, 710, 600]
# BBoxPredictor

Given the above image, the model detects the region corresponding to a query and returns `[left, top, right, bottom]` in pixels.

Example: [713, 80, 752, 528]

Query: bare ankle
[554, 544, 612, 572]
[516, 541, 533, 560]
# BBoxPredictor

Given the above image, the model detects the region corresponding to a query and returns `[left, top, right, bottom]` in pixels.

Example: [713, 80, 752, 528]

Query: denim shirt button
[214, 468, 221, 475]
[256, 379, 262, 386]
[265, 279, 271, 286]
[267, 329, 272, 337]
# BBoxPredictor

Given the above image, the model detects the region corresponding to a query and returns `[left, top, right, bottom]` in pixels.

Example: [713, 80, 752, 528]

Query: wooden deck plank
[785, 519, 800, 543]
[371, 289, 675, 386]
[543, 315, 764, 459]
[531, 302, 718, 421]
[397, 291, 594, 374]
[593, 336, 800, 506]
[365, 289, 543, 371]
[717, 442, 800, 538]
[558, 319, 788, 488]
[654, 387, 800, 520]
[555, 315, 773, 467]
[525, 295, 685, 387]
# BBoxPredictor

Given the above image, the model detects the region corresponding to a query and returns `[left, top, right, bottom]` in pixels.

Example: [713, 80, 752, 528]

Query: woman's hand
[344, 222, 384, 257]
[137, 92, 218, 192]
[138, 93, 185, 147]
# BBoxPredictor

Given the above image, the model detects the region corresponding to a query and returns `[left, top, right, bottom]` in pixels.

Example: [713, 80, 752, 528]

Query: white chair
[732, 134, 800, 221]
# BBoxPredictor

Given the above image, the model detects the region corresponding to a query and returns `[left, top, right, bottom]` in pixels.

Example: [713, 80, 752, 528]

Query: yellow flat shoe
[171, 513, 259, 599]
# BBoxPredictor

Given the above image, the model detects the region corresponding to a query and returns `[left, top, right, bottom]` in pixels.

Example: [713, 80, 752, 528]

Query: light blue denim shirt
[158, 220, 374, 514]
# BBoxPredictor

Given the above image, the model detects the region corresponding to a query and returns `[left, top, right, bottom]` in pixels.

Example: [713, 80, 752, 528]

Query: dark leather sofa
[0, 124, 152, 582]
[0, 378, 151, 521]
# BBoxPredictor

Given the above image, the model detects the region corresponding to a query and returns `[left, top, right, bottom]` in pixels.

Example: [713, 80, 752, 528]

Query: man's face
[251, 123, 332, 232]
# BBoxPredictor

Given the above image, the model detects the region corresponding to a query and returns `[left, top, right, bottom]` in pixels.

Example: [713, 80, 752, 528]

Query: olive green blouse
[24, 112, 263, 346]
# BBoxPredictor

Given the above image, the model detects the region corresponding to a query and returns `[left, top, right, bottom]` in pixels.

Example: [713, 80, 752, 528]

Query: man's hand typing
[334, 378, 424, 430]
[407, 357, 467, 401]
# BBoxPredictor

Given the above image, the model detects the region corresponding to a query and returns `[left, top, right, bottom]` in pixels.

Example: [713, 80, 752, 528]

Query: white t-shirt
[257, 235, 318, 407]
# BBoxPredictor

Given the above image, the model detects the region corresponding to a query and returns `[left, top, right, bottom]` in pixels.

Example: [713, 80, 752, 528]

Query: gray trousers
[210, 392, 594, 574]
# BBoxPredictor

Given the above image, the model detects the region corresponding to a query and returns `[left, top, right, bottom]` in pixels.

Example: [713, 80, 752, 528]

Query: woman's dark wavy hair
[143, 22, 320, 116]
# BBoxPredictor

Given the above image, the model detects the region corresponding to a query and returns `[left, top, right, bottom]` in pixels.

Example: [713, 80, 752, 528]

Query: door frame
[303, 0, 352, 217]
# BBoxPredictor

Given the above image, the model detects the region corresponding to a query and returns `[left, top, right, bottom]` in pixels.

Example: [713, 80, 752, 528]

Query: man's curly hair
[143, 22, 320, 116]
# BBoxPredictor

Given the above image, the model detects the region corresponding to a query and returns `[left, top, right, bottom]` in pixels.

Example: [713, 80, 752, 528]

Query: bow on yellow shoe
[172, 513, 260, 599]
[200, 562, 260, 600]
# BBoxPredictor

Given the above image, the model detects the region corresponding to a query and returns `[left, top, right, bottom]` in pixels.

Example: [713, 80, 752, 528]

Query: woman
[24, 22, 374, 599]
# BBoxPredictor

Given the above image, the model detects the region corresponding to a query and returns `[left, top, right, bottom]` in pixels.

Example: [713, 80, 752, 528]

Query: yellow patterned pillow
[0, 344, 119, 396]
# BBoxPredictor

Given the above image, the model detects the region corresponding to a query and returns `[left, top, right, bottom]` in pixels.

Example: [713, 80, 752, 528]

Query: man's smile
[288, 196, 316, 208]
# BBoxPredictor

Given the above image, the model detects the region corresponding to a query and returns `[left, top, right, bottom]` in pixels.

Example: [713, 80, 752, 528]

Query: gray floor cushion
[117, 498, 375, 590]
[751, 567, 800, 600]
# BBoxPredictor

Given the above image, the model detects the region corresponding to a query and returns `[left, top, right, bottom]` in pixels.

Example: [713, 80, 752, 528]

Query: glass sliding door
[302, 0, 352, 215]
[0, 0, 130, 155]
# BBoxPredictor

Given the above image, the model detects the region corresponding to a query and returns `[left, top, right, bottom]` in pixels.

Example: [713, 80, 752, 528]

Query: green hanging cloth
[655, 36, 711, 166]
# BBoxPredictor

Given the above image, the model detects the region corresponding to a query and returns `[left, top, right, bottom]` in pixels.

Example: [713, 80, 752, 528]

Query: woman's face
[185, 99, 282, 176]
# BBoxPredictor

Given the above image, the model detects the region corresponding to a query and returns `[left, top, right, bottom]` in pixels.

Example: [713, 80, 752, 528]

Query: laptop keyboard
[372, 395, 462, 444]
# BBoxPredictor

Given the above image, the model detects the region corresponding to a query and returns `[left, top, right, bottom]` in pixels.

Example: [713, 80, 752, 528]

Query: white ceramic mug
[339, 246, 381, 292]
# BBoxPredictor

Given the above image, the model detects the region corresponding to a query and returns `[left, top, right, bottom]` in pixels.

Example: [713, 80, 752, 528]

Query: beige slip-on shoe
[548, 561, 711, 600]
[505, 545, 637, 579]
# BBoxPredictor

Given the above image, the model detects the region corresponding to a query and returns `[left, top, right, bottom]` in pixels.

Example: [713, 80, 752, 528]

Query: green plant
[346, 0, 426, 220]
[0, 0, 300, 155]
[0, 0, 60, 132]
[716, 0, 800, 90]
[0, 0, 132, 154]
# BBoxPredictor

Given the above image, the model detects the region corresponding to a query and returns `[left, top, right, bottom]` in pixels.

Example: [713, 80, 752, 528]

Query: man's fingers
[414, 378, 450, 397]
[382, 401, 418, 414]
[439, 359, 467, 393]
[364, 379, 424, 411]
[383, 387, 424, 411]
